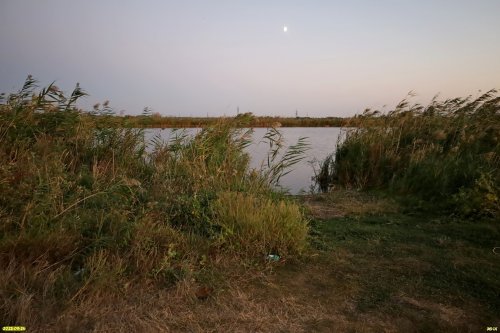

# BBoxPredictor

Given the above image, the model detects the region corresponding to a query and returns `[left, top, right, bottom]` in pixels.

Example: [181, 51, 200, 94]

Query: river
[145, 127, 344, 194]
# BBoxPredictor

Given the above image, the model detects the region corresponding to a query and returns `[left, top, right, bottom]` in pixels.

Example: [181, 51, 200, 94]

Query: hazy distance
[1, 0, 499, 117]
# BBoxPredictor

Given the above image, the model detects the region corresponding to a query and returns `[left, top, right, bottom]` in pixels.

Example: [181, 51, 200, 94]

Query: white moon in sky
[283, 26, 288, 32]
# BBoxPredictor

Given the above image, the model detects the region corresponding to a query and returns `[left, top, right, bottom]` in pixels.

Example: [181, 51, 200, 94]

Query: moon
[283, 26, 288, 32]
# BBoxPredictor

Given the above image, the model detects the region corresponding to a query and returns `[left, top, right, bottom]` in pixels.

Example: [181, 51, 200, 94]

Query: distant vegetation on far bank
[96, 112, 348, 128]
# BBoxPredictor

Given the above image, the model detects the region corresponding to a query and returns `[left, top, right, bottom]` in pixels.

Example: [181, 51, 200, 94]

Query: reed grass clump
[0, 77, 308, 327]
[213, 191, 308, 256]
[317, 91, 500, 217]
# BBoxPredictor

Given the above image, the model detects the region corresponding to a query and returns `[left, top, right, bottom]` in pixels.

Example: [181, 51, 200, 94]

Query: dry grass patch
[301, 190, 398, 219]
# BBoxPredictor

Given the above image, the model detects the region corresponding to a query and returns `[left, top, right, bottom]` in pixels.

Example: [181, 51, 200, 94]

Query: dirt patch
[302, 198, 346, 219]
[300, 190, 398, 220]
[394, 295, 476, 329]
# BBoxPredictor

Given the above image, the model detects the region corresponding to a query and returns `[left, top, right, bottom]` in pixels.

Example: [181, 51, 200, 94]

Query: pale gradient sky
[1, 1, 499, 116]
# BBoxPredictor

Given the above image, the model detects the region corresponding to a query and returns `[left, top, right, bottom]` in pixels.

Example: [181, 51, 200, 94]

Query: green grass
[262, 189, 498, 331]
[309, 210, 500, 323]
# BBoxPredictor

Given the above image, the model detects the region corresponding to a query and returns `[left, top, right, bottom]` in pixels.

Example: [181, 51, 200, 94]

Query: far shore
[85, 113, 382, 128]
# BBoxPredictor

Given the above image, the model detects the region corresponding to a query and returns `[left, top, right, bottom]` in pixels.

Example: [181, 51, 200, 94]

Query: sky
[1, 1, 499, 117]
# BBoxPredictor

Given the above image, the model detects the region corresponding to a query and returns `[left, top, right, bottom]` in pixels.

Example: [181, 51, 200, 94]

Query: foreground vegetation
[1, 78, 498, 331]
[317, 91, 500, 218]
[0, 78, 309, 329]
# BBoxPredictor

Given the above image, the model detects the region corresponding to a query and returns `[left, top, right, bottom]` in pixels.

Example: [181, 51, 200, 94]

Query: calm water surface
[145, 127, 343, 194]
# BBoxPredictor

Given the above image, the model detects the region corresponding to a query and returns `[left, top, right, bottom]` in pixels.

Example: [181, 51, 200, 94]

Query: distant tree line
[82, 112, 365, 128]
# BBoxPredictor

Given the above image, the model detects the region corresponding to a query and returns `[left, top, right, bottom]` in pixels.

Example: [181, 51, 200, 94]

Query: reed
[0, 77, 308, 327]
[316, 91, 500, 217]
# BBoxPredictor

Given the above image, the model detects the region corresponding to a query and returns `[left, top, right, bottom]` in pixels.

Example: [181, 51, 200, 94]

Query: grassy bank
[0, 78, 309, 330]
[316, 91, 500, 217]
